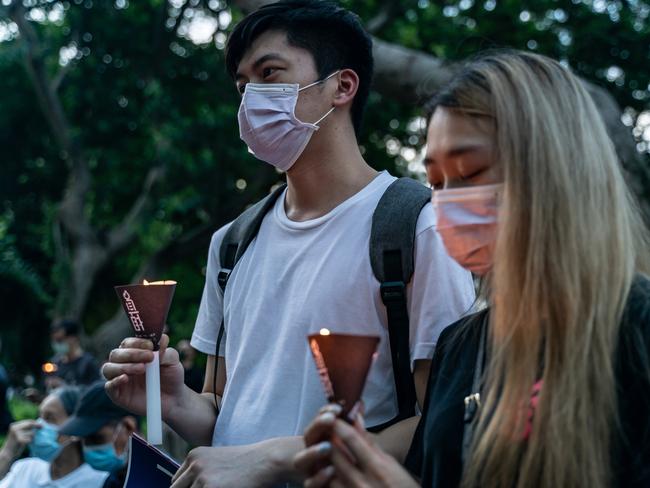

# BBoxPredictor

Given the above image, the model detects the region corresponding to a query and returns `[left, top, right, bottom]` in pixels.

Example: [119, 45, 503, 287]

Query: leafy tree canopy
[0, 0, 648, 378]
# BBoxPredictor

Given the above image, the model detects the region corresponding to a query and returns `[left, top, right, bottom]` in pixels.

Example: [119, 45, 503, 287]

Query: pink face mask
[237, 72, 338, 172]
[432, 183, 502, 275]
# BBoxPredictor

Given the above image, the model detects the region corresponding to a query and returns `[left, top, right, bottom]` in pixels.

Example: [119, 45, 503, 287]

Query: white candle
[146, 350, 163, 445]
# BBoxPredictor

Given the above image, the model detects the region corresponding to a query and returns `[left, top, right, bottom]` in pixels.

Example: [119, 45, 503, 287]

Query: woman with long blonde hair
[294, 50, 650, 488]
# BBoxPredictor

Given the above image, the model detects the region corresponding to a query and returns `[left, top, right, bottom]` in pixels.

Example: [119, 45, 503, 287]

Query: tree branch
[371, 38, 453, 105]
[89, 168, 282, 357]
[106, 165, 166, 253]
[51, 61, 72, 92]
[9, 4, 94, 243]
[366, 0, 402, 35]
[52, 31, 80, 92]
[10, 5, 72, 151]
[10, 4, 173, 318]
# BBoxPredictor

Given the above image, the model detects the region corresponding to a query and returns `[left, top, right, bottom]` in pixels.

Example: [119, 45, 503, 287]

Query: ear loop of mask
[297, 70, 340, 93]
[111, 422, 123, 445]
[297, 70, 339, 126]
[311, 106, 335, 126]
[111, 423, 129, 459]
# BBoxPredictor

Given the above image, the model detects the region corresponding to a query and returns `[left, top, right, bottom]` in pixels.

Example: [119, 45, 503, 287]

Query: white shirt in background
[0, 458, 109, 488]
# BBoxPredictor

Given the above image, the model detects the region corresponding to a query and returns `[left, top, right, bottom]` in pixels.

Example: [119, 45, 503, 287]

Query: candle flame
[319, 328, 331, 336]
[143, 280, 177, 285]
[42, 362, 58, 374]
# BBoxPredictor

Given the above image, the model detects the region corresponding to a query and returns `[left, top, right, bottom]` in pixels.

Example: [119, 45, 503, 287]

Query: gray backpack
[214, 177, 430, 430]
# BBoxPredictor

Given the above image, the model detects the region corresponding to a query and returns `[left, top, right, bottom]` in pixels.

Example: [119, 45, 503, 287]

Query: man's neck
[50, 443, 83, 480]
[284, 128, 377, 222]
[64, 344, 82, 363]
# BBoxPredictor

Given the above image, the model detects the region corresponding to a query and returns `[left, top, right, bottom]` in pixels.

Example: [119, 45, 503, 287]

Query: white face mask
[237, 71, 338, 172]
[432, 183, 502, 275]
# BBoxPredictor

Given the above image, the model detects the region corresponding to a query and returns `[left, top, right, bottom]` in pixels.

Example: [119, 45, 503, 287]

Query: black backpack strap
[212, 183, 287, 412]
[368, 177, 431, 431]
[217, 184, 287, 294]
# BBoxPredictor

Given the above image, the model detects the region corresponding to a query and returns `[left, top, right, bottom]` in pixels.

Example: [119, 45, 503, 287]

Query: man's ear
[332, 68, 359, 109]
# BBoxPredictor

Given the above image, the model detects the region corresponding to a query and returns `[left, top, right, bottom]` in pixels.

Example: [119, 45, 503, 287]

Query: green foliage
[0, 396, 39, 445]
[9, 396, 39, 422]
[0, 0, 648, 376]
[0, 210, 52, 375]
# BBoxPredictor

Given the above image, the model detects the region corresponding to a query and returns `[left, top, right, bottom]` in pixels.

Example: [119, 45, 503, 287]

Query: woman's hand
[294, 404, 342, 486]
[3, 420, 40, 459]
[295, 404, 418, 488]
[325, 419, 419, 488]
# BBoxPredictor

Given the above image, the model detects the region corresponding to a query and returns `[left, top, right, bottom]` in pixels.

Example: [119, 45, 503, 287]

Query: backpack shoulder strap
[370, 177, 432, 283]
[217, 184, 287, 293]
[369, 177, 431, 430]
[212, 183, 286, 414]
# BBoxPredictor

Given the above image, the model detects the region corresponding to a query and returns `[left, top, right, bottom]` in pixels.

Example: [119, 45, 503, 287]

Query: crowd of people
[0, 382, 135, 488]
[0, 319, 200, 487]
[5, 0, 650, 487]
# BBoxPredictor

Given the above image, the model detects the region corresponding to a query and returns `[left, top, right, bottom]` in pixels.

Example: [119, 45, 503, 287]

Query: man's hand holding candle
[102, 333, 186, 421]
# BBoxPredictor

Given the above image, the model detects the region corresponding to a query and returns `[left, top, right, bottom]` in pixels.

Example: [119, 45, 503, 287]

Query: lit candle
[307, 331, 380, 420]
[115, 280, 176, 445]
[145, 349, 163, 445]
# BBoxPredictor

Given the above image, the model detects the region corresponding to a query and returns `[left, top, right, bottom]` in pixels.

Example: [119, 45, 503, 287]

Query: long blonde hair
[430, 51, 650, 487]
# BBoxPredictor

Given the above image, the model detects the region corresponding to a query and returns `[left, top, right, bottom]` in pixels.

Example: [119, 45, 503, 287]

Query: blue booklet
[123, 433, 180, 488]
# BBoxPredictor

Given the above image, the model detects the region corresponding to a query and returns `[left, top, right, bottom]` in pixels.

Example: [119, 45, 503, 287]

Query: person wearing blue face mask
[57, 381, 137, 488]
[47, 319, 101, 389]
[0, 386, 110, 487]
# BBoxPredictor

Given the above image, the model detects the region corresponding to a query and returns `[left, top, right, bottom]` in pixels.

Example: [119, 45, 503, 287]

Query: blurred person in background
[57, 381, 138, 488]
[0, 385, 110, 487]
[48, 320, 100, 388]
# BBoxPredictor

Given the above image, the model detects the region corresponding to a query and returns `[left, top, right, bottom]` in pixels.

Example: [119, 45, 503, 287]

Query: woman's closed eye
[459, 167, 485, 182]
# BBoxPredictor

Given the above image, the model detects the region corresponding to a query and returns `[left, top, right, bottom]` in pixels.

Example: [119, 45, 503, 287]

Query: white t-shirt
[191, 171, 475, 446]
[0, 458, 109, 488]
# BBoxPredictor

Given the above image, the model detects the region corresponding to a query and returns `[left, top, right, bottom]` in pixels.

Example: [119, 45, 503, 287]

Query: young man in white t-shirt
[102, 1, 475, 486]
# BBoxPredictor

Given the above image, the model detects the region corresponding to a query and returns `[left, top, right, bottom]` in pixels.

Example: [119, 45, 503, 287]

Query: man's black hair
[226, 0, 373, 135]
[51, 319, 80, 337]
